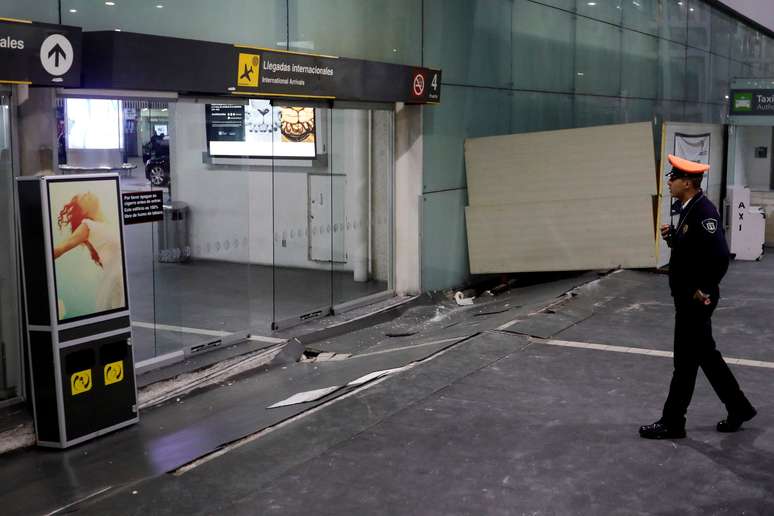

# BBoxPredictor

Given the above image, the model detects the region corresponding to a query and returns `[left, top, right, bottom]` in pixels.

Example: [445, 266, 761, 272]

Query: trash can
[158, 201, 191, 263]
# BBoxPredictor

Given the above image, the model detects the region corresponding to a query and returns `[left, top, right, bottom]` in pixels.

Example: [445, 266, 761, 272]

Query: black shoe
[639, 421, 686, 439]
[717, 407, 757, 433]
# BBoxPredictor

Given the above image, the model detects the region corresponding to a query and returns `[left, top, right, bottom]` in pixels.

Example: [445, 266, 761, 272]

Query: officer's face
[668, 174, 688, 197]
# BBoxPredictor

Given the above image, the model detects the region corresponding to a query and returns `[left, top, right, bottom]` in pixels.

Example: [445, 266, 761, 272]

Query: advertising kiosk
[16, 174, 138, 448]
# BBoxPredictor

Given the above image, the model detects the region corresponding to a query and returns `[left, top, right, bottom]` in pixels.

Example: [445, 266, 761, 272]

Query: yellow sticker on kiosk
[104, 361, 124, 386]
[237, 53, 260, 87]
[71, 369, 92, 395]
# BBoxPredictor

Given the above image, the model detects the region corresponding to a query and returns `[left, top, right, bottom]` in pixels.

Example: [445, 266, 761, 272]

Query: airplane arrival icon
[240, 63, 254, 83]
[237, 53, 260, 87]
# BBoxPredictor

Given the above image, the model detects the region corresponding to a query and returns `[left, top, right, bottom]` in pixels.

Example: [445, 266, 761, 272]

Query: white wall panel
[466, 196, 657, 273]
[464, 122, 658, 274]
[465, 122, 657, 207]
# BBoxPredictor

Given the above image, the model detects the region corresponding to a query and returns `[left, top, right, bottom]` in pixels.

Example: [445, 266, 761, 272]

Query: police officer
[639, 154, 756, 439]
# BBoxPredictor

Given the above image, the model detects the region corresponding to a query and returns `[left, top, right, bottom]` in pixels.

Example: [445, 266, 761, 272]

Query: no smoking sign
[410, 69, 440, 101]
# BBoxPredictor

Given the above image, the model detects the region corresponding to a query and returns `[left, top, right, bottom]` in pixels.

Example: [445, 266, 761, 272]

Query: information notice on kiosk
[122, 190, 164, 225]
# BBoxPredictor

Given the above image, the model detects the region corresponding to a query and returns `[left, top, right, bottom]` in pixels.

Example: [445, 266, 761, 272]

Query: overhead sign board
[0, 17, 81, 86]
[81, 31, 441, 104]
[232, 46, 442, 103]
[729, 89, 774, 116]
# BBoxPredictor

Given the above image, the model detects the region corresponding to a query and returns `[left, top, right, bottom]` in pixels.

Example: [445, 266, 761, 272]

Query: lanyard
[673, 192, 704, 237]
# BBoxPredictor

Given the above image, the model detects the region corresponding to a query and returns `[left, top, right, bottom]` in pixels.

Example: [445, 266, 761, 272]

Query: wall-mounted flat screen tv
[206, 99, 316, 159]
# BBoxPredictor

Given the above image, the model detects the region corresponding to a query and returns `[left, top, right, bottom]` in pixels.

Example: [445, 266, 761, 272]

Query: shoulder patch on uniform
[702, 218, 718, 234]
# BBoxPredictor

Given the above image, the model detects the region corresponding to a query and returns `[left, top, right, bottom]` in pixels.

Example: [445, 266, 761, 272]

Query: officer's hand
[693, 289, 711, 305]
[660, 224, 672, 241]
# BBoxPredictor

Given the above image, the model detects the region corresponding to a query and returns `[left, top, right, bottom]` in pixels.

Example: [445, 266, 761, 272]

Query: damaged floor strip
[352, 337, 465, 359]
[139, 344, 285, 409]
[44, 486, 113, 516]
[171, 333, 480, 476]
[525, 336, 774, 368]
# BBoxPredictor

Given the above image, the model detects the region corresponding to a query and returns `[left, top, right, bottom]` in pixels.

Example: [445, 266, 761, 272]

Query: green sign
[729, 89, 774, 116]
[733, 92, 752, 112]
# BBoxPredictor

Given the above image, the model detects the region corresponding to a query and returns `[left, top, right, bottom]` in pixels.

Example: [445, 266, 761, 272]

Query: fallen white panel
[347, 366, 411, 387]
[466, 195, 657, 273]
[267, 386, 341, 409]
[465, 122, 657, 207]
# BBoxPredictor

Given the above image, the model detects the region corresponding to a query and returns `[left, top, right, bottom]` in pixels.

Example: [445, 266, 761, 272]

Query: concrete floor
[2, 258, 773, 515]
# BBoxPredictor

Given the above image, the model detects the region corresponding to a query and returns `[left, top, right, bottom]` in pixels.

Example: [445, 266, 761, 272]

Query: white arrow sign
[40, 34, 74, 81]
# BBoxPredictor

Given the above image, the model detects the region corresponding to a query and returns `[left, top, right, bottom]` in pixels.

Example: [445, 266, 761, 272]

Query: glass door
[0, 91, 21, 402]
[271, 101, 333, 329]
[330, 106, 394, 309]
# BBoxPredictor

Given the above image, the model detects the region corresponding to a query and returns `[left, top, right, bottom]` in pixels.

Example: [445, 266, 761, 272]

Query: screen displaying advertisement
[47, 177, 128, 323]
[206, 99, 316, 158]
[66, 98, 124, 150]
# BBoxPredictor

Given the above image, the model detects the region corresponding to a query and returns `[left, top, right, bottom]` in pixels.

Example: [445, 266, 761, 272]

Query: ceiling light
[69, 8, 77, 13]
[114, 28, 122, 31]
[689, 7, 695, 11]
[105, 1, 116, 6]
[156, 4, 164, 8]
[587, 2, 596, 5]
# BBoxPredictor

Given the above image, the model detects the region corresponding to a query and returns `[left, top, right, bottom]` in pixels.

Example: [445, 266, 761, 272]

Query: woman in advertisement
[53, 189, 125, 317]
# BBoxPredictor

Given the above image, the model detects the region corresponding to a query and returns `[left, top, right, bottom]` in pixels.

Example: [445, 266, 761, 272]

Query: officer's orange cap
[668, 154, 709, 174]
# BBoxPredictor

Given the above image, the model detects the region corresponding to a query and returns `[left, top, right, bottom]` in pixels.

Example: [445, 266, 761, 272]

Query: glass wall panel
[574, 94, 622, 127]
[684, 102, 710, 122]
[331, 108, 393, 307]
[656, 99, 686, 122]
[424, 86, 511, 193]
[622, 29, 659, 99]
[686, 0, 711, 51]
[685, 47, 710, 102]
[510, 90, 574, 134]
[61, 0, 286, 48]
[153, 99, 251, 353]
[288, 0, 421, 64]
[575, 17, 622, 96]
[424, 0, 512, 88]
[421, 188, 469, 292]
[709, 53, 730, 104]
[731, 22, 758, 63]
[709, 8, 733, 58]
[660, 39, 686, 100]
[621, 98, 656, 123]
[512, 0, 575, 93]
[123, 101, 164, 360]
[576, 0, 623, 25]
[0, 0, 58, 23]
[622, 0, 660, 36]
[538, 0, 576, 11]
[730, 60, 752, 81]
[662, 0, 687, 44]
[0, 92, 21, 401]
[272, 102, 333, 326]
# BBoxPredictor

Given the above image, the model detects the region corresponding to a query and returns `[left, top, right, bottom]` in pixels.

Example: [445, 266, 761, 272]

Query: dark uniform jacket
[667, 192, 730, 299]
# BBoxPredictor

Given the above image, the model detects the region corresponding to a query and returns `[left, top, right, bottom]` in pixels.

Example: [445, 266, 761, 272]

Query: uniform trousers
[661, 295, 751, 427]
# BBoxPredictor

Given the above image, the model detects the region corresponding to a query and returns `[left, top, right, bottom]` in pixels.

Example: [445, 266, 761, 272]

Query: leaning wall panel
[464, 122, 656, 207]
[465, 195, 657, 273]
